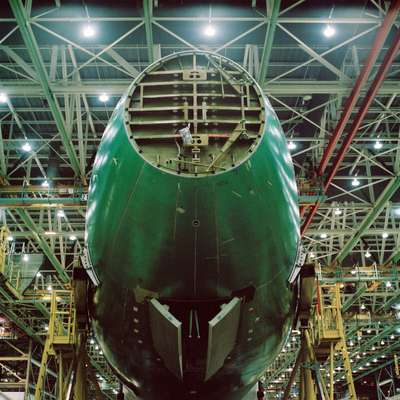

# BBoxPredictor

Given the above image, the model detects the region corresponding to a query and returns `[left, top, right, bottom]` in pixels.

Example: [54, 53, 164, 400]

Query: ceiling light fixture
[288, 141, 296, 150]
[22, 142, 32, 152]
[374, 140, 383, 150]
[204, 24, 216, 36]
[352, 177, 360, 187]
[99, 93, 109, 102]
[0, 93, 8, 103]
[57, 210, 65, 218]
[323, 24, 335, 38]
[82, 24, 95, 38]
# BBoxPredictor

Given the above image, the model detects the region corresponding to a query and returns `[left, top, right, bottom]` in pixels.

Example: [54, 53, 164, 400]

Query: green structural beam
[0, 197, 83, 207]
[8, 0, 84, 183]
[376, 291, 400, 313]
[0, 303, 43, 343]
[342, 283, 368, 312]
[0, 287, 43, 343]
[14, 209, 70, 283]
[143, 0, 154, 64]
[385, 247, 400, 265]
[258, 0, 281, 86]
[335, 176, 400, 264]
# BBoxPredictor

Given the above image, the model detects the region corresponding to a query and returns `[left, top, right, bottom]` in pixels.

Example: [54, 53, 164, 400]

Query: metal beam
[1, 80, 400, 96]
[14, 209, 70, 283]
[0, 45, 38, 80]
[8, 0, 84, 183]
[258, 0, 280, 86]
[143, 0, 154, 64]
[334, 177, 400, 264]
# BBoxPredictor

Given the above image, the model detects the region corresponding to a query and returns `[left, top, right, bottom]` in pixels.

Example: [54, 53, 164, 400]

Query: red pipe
[300, 201, 319, 236]
[300, 3, 400, 237]
[317, 0, 400, 176]
[323, 27, 400, 191]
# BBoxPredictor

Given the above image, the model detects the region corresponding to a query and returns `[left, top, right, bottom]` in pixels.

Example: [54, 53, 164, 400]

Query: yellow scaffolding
[0, 225, 9, 275]
[283, 275, 357, 400]
[311, 282, 357, 400]
[35, 289, 77, 400]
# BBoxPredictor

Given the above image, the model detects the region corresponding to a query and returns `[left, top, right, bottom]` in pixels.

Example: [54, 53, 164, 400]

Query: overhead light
[323, 24, 335, 38]
[22, 142, 32, 152]
[47, 285, 52, 291]
[380, 340, 385, 345]
[309, 252, 315, 259]
[349, 340, 354, 346]
[41, 180, 49, 188]
[385, 281, 392, 288]
[351, 269, 357, 275]
[288, 141, 296, 150]
[22, 254, 29, 262]
[390, 334, 395, 340]
[0, 92, 7, 103]
[334, 208, 342, 216]
[6, 235, 14, 241]
[44, 325, 49, 331]
[82, 24, 95, 38]
[204, 24, 216, 36]
[320, 233, 327, 239]
[352, 177, 360, 187]
[372, 346, 376, 351]
[367, 329, 372, 334]
[90, 338, 95, 345]
[44, 231, 57, 236]
[393, 208, 400, 216]
[57, 209, 65, 218]
[360, 304, 366, 310]
[99, 93, 109, 102]
[365, 250, 371, 258]
[374, 140, 383, 150]
[382, 232, 389, 239]
[69, 234, 77, 241]
[373, 358, 378, 362]
[37, 271, 42, 277]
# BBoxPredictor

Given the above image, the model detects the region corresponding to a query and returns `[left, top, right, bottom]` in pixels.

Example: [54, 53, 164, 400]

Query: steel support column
[258, 0, 280, 86]
[143, 0, 154, 64]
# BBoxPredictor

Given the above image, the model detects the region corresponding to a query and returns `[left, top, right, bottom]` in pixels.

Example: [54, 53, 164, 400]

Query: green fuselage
[86, 53, 299, 399]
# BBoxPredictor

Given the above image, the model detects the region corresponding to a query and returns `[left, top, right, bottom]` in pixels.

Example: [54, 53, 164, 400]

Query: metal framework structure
[0, 0, 399, 398]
